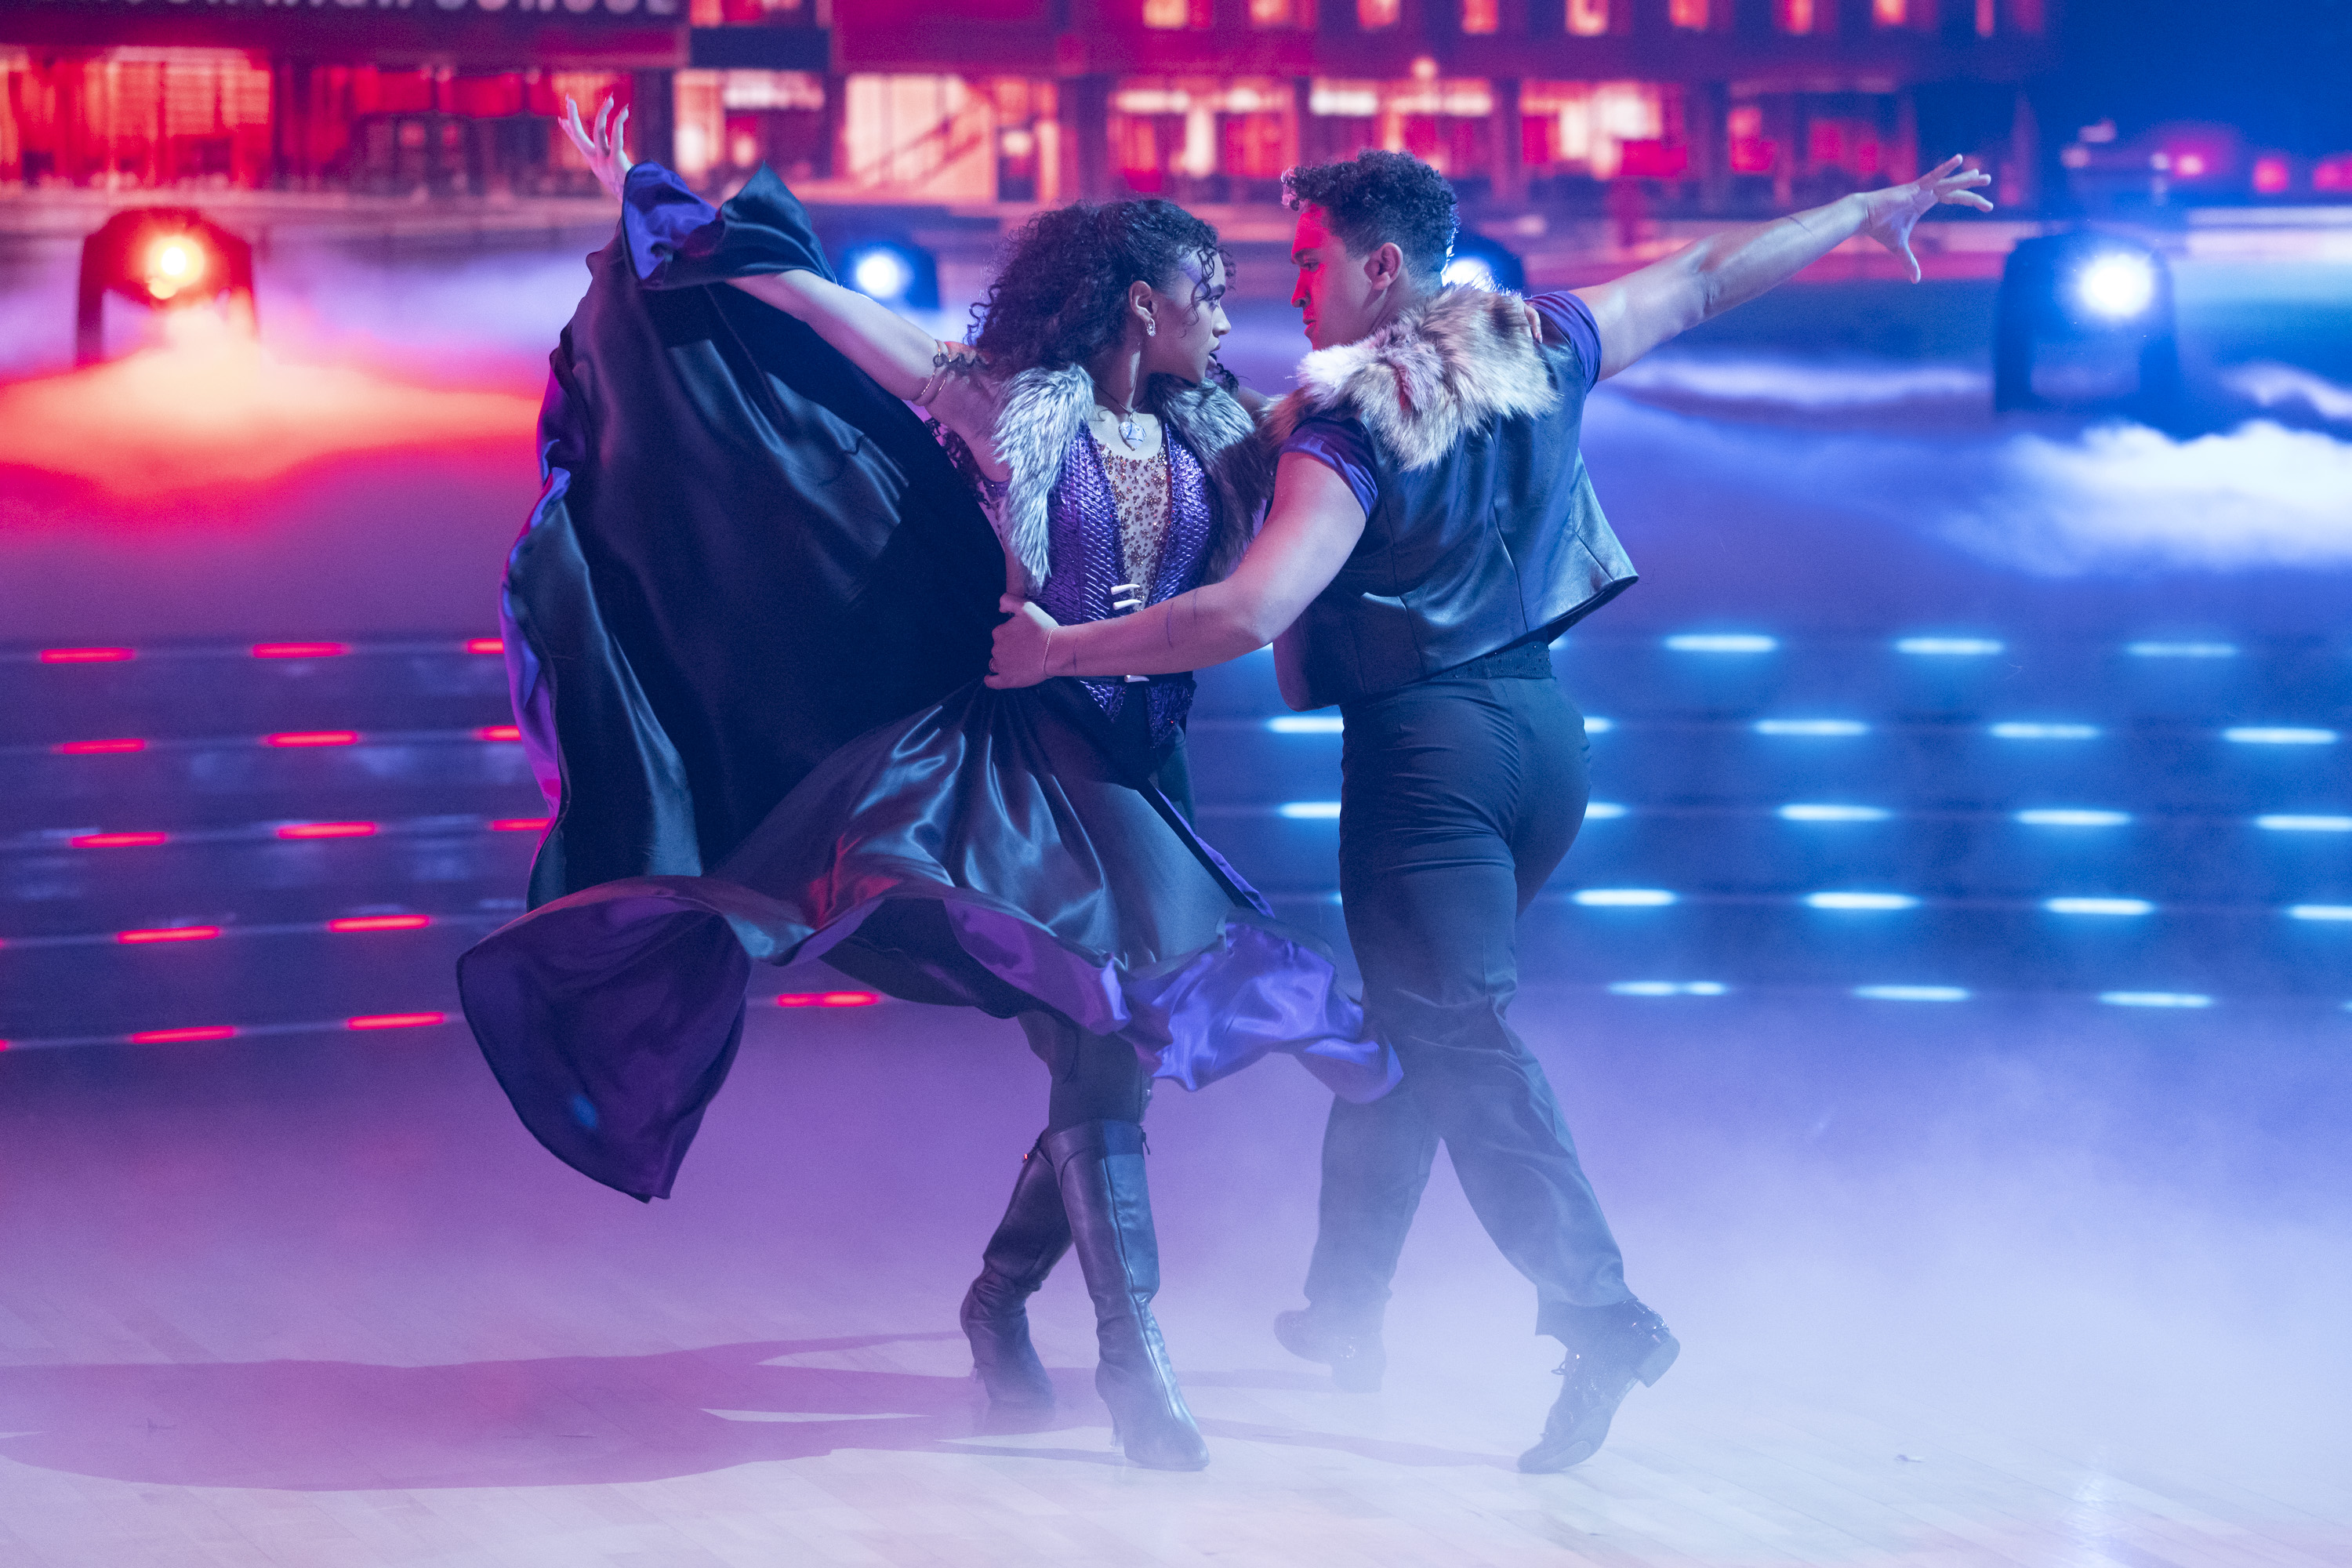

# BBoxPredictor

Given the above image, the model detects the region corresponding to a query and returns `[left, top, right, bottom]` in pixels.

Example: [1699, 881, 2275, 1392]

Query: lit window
[1669, 0, 1708, 27]
[1462, 0, 1498, 32]
[1976, 0, 1996, 34]
[1775, 0, 1815, 32]
[1358, 0, 1399, 27]
[1250, 0, 1310, 24]
[1568, 0, 1610, 34]
[1872, 0, 1905, 20]
[1143, 0, 1190, 27]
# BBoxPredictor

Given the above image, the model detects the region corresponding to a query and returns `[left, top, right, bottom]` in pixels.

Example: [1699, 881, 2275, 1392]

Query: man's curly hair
[970, 199, 1231, 376]
[1282, 150, 1458, 282]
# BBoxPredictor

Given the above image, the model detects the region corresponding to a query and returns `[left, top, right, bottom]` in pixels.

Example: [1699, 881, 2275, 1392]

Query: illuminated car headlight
[2074, 252, 2156, 321]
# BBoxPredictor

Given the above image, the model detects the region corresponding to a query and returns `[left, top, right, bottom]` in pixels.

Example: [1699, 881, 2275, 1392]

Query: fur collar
[1270, 286, 1559, 472]
[990, 366, 1269, 589]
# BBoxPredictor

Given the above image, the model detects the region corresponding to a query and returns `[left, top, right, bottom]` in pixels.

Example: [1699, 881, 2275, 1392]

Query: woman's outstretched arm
[564, 95, 949, 402]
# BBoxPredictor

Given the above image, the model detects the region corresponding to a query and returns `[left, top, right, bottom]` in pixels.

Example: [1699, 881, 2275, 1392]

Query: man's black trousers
[1305, 655, 1633, 1340]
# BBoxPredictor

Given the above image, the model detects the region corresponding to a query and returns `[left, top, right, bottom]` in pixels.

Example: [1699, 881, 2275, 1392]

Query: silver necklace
[1101, 404, 1145, 450]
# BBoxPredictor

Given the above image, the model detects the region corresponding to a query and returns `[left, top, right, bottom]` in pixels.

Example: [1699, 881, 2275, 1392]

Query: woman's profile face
[1141, 254, 1231, 384]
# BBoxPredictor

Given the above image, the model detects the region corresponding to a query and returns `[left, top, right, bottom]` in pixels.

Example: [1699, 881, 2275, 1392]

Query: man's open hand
[1857, 155, 1995, 284]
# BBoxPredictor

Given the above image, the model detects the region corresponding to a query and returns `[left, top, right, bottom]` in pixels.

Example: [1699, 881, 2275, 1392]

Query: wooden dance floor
[2, 996, 2346, 1566]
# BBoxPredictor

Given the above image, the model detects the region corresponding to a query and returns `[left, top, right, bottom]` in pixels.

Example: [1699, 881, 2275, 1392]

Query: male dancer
[989, 148, 1991, 1468]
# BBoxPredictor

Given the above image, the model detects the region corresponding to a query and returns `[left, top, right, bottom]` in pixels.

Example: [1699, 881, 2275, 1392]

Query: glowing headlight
[2075, 252, 2155, 320]
[850, 248, 917, 304]
[145, 236, 205, 299]
[1441, 254, 1497, 291]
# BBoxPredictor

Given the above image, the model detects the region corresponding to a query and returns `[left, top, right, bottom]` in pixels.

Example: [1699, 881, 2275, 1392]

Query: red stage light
[778, 992, 882, 1007]
[328, 914, 431, 931]
[252, 642, 348, 659]
[118, 926, 221, 944]
[56, 739, 147, 754]
[40, 647, 133, 663]
[2172, 151, 2207, 178]
[347, 1012, 445, 1031]
[489, 817, 550, 832]
[466, 637, 505, 654]
[130, 1025, 236, 1044]
[73, 831, 168, 848]
[277, 822, 377, 839]
[265, 731, 359, 747]
[143, 234, 210, 301]
[477, 725, 521, 742]
[2252, 155, 2291, 194]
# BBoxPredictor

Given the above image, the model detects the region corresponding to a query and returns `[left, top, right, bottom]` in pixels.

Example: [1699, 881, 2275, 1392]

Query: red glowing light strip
[40, 647, 133, 663]
[118, 926, 221, 944]
[489, 818, 550, 832]
[477, 725, 521, 742]
[776, 991, 882, 1008]
[466, 637, 505, 654]
[347, 1012, 446, 1031]
[265, 731, 359, 748]
[56, 739, 147, 754]
[277, 822, 378, 840]
[327, 915, 431, 931]
[129, 1025, 237, 1044]
[72, 831, 168, 848]
[252, 642, 348, 659]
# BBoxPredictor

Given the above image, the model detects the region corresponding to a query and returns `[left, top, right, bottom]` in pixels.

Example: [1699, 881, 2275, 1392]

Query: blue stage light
[2127, 641, 2238, 658]
[1609, 981, 1728, 996]
[2016, 808, 2132, 827]
[2099, 991, 2211, 1008]
[2257, 815, 2352, 833]
[2288, 904, 2352, 920]
[2076, 251, 2158, 320]
[1265, 715, 1344, 734]
[2225, 727, 2338, 746]
[1806, 892, 1919, 910]
[1779, 804, 1891, 822]
[1664, 633, 1777, 653]
[1854, 985, 1969, 1002]
[1583, 717, 1614, 734]
[1583, 802, 1629, 820]
[837, 239, 939, 307]
[1896, 637, 2005, 656]
[1441, 255, 1499, 290]
[1276, 801, 1341, 819]
[2045, 897, 2154, 916]
[1573, 888, 1677, 907]
[1755, 719, 1870, 737]
[1990, 722, 2101, 740]
[1440, 230, 1526, 292]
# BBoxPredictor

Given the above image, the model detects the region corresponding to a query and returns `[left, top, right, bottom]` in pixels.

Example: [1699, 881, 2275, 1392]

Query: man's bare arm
[986, 454, 1367, 688]
[1571, 155, 1992, 379]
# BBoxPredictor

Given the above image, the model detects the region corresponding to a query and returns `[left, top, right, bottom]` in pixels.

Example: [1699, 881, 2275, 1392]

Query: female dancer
[458, 101, 1393, 1472]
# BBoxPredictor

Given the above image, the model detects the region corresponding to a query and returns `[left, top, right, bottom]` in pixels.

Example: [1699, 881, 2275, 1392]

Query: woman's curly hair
[970, 199, 1232, 377]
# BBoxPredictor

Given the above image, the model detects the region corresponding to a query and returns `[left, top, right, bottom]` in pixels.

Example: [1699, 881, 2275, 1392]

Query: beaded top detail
[1095, 437, 1173, 605]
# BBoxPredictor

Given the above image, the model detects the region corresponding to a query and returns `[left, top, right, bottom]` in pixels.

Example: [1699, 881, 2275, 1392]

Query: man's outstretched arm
[986, 453, 1367, 690]
[1574, 155, 1992, 380]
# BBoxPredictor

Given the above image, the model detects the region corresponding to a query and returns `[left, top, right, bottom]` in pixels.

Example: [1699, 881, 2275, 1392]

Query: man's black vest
[1273, 287, 1638, 710]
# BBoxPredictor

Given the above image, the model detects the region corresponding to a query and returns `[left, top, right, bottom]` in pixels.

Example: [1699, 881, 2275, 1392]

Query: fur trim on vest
[989, 365, 1270, 589]
[1269, 287, 1559, 473]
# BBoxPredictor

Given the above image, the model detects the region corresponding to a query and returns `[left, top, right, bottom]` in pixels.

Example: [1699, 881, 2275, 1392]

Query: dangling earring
[1144, 314, 1156, 337]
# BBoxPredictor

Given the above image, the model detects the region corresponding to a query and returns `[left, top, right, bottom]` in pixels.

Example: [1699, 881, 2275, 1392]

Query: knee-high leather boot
[960, 1134, 1069, 1408]
[1044, 1120, 1210, 1471]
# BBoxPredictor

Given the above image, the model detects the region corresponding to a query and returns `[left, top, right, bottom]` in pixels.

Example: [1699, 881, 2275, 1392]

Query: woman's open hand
[987, 597, 1060, 689]
[1856, 155, 1994, 284]
[561, 95, 633, 203]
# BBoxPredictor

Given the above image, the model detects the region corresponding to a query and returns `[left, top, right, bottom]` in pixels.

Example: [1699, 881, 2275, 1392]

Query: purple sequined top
[1035, 430, 1218, 746]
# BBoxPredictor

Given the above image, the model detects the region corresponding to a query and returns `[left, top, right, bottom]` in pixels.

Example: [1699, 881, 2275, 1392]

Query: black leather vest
[1288, 338, 1636, 709]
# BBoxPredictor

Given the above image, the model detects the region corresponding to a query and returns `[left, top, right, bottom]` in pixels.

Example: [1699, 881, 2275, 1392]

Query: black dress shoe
[1518, 1301, 1679, 1474]
[1272, 1309, 1386, 1393]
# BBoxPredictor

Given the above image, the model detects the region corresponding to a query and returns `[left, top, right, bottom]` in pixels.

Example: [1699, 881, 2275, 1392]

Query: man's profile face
[1290, 205, 1386, 352]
